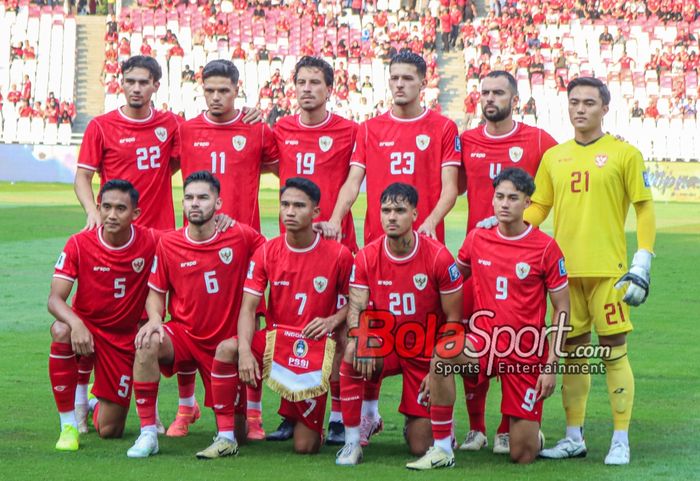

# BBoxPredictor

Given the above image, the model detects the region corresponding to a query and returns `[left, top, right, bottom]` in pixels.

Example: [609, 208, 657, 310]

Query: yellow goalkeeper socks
[562, 346, 591, 428]
[603, 344, 635, 431]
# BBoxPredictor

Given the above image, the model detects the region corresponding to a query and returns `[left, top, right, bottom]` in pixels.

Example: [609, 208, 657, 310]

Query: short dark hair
[566, 76, 611, 106]
[380, 183, 418, 208]
[184, 170, 221, 195]
[492, 168, 535, 196]
[100, 179, 139, 207]
[294, 56, 334, 87]
[485, 70, 518, 95]
[121, 55, 162, 82]
[389, 51, 427, 78]
[202, 59, 240, 85]
[280, 177, 321, 205]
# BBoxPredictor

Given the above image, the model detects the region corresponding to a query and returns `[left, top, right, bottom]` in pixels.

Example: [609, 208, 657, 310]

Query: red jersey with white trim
[274, 113, 359, 252]
[177, 111, 279, 231]
[460, 122, 557, 232]
[243, 234, 353, 329]
[53, 225, 159, 333]
[78, 108, 183, 230]
[457, 225, 567, 361]
[351, 232, 463, 359]
[148, 223, 265, 350]
[351, 109, 461, 244]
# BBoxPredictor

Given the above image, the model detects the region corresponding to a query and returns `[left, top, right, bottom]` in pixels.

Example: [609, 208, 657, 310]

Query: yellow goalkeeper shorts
[568, 277, 633, 338]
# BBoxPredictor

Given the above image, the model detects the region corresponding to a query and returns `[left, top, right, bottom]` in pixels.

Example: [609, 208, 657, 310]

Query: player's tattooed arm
[303, 304, 349, 340]
[136, 289, 166, 350]
[418, 166, 459, 239]
[48, 277, 94, 356]
[347, 287, 375, 378]
[326, 166, 366, 241]
[74, 167, 100, 231]
[538, 286, 571, 400]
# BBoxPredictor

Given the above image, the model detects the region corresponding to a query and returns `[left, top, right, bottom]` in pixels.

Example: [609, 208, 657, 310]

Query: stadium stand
[460, 0, 700, 161]
[103, 0, 441, 124]
[0, 0, 76, 145]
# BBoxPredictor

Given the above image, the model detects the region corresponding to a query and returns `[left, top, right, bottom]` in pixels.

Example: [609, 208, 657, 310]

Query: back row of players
[48, 52, 655, 467]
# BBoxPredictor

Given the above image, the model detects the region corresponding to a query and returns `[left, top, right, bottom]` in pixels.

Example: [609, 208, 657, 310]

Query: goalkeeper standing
[531, 77, 655, 466]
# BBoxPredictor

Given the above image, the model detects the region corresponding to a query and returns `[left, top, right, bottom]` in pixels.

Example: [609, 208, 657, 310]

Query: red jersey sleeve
[441, 119, 461, 167]
[349, 122, 367, 169]
[457, 230, 475, 267]
[336, 246, 354, 297]
[243, 244, 267, 297]
[349, 249, 369, 289]
[147, 241, 170, 293]
[261, 123, 280, 165]
[434, 246, 463, 294]
[540, 129, 558, 156]
[543, 239, 568, 292]
[53, 236, 79, 282]
[77, 120, 104, 172]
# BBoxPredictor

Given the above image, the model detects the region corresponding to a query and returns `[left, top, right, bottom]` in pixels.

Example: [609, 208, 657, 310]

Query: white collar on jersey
[388, 108, 429, 123]
[203, 109, 243, 125]
[383, 231, 419, 262]
[496, 223, 533, 241]
[97, 225, 135, 251]
[285, 232, 320, 253]
[117, 106, 154, 123]
[483, 121, 520, 140]
[298, 111, 332, 129]
[184, 226, 222, 245]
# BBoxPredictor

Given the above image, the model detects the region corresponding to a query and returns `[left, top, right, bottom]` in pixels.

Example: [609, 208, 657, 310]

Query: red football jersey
[457, 225, 568, 362]
[243, 233, 354, 329]
[53, 225, 159, 334]
[461, 122, 557, 232]
[273, 113, 359, 252]
[177, 111, 279, 231]
[350, 109, 461, 245]
[77, 108, 183, 230]
[351, 232, 463, 359]
[148, 222, 265, 350]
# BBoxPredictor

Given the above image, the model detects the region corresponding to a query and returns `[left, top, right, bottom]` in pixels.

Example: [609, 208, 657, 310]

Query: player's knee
[50, 321, 71, 342]
[215, 338, 238, 362]
[97, 421, 125, 439]
[408, 437, 431, 457]
[293, 436, 321, 454]
[510, 445, 537, 464]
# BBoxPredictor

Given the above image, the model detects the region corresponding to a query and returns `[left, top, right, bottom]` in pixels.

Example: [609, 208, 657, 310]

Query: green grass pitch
[0, 181, 698, 481]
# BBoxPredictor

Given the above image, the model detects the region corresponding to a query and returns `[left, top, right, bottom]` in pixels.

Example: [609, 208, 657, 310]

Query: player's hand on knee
[354, 355, 375, 380]
[70, 321, 94, 356]
[303, 316, 333, 340]
[418, 374, 430, 407]
[535, 372, 556, 400]
[615, 249, 652, 306]
[239, 352, 260, 387]
[135, 320, 164, 350]
[475, 215, 498, 229]
[241, 106, 263, 124]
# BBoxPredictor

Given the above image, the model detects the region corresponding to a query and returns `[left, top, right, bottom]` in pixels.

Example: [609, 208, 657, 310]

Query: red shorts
[161, 322, 218, 407]
[380, 352, 430, 419]
[234, 330, 327, 434]
[463, 333, 545, 423]
[89, 327, 135, 408]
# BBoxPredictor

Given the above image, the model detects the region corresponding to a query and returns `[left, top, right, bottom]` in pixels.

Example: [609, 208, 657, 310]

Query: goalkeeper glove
[614, 249, 653, 306]
[475, 215, 498, 229]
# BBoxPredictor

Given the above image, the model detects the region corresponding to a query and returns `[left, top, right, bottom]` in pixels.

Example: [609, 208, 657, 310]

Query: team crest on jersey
[232, 135, 247, 151]
[595, 154, 608, 167]
[293, 339, 308, 358]
[413, 273, 428, 290]
[154, 127, 168, 142]
[132, 257, 145, 273]
[313, 276, 328, 293]
[319, 136, 333, 152]
[509, 146, 523, 163]
[515, 262, 531, 280]
[219, 247, 233, 265]
[416, 134, 431, 151]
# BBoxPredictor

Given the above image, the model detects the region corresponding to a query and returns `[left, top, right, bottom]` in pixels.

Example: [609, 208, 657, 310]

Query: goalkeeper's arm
[615, 200, 656, 306]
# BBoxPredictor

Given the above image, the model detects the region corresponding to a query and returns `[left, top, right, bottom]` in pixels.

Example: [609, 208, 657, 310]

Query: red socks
[176, 361, 197, 406]
[77, 354, 94, 386]
[339, 360, 363, 428]
[211, 360, 239, 432]
[330, 380, 341, 413]
[363, 377, 381, 401]
[431, 404, 454, 441]
[49, 342, 77, 413]
[134, 381, 159, 428]
[465, 379, 489, 433]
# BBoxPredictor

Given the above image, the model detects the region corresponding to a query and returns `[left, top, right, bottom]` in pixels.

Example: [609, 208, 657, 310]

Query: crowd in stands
[1, 0, 77, 144]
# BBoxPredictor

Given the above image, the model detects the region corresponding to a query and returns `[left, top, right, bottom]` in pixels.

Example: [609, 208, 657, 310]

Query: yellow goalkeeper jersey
[531, 134, 653, 277]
